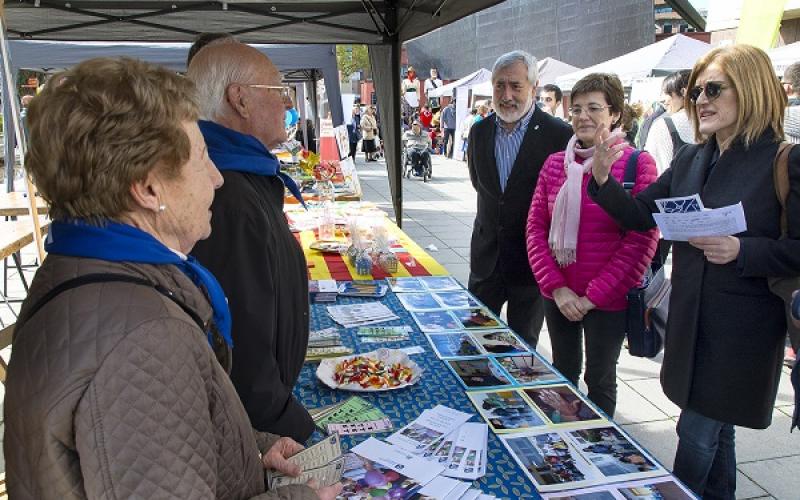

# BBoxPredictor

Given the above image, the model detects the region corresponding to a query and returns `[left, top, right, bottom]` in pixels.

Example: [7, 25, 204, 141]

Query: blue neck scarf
[45, 220, 233, 347]
[198, 120, 305, 207]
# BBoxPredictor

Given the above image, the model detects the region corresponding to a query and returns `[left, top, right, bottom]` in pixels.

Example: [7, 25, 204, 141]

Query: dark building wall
[405, 0, 654, 80]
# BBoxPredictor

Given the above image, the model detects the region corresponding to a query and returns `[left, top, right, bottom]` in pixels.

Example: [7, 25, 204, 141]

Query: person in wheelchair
[403, 120, 433, 177]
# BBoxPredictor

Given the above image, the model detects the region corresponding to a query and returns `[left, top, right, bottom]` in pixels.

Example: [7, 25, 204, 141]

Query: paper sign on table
[386, 405, 473, 453]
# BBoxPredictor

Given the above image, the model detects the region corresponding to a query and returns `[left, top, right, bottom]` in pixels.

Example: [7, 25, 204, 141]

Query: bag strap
[622, 149, 641, 192]
[774, 142, 794, 234]
[15, 273, 206, 342]
[662, 116, 686, 153]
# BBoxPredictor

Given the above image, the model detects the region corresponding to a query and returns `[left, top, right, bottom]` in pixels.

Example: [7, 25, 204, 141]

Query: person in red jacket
[526, 73, 659, 417]
[419, 104, 434, 130]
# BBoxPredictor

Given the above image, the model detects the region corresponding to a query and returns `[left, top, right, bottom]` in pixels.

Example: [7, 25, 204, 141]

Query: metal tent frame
[1, 0, 508, 226]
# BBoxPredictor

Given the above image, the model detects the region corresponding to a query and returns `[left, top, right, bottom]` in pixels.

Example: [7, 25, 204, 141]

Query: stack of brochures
[305, 327, 353, 362]
[312, 396, 393, 435]
[338, 280, 388, 298]
[309, 279, 339, 303]
[326, 302, 398, 328]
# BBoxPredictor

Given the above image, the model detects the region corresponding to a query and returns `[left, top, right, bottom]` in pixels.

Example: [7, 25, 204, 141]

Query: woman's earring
[158, 204, 167, 212]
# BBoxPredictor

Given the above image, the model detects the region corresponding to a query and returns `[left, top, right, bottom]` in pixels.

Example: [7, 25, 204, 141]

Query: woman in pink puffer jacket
[526, 73, 659, 417]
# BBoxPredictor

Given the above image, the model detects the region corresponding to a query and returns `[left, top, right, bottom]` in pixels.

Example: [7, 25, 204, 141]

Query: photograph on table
[432, 290, 482, 309]
[452, 307, 503, 330]
[567, 426, 661, 478]
[418, 275, 462, 291]
[411, 310, 461, 332]
[615, 476, 696, 499]
[469, 330, 529, 355]
[522, 385, 605, 425]
[542, 476, 696, 499]
[425, 331, 484, 358]
[494, 353, 563, 386]
[339, 452, 428, 499]
[397, 292, 443, 311]
[446, 357, 514, 390]
[387, 277, 427, 292]
[500, 425, 665, 493]
[467, 389, 548, 433]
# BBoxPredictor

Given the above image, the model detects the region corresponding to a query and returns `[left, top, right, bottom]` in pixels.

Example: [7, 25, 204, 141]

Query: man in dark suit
[467, 50, 572, 348]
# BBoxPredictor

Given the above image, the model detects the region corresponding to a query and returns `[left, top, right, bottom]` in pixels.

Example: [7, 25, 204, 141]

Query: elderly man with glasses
[187, 42, 317, 444]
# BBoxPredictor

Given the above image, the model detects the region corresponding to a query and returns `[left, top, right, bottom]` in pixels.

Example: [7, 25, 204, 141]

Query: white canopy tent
[768, 41, 800, 76]
[556, 34, 711, 91]
[426, 68, 492, 98]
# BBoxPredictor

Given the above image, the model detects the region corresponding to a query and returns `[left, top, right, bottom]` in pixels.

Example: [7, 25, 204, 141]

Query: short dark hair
[784, 62, 800, 89]
[187, 32, 235, 67]
[543, 84, 562, 102]
[662, 69, 691, 97]
[571, 73, 625, 128]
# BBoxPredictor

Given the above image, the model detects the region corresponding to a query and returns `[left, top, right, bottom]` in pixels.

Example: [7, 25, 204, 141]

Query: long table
[0, 191, 48, 217]
[295, 292, 541, 499]
[295, 288, 688, 499]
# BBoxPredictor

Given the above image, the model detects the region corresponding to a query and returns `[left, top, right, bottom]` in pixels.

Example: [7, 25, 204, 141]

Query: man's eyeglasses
[688, 81, 730, 103]
[569, 105, 611, 117]
[236, 83, 291, 98]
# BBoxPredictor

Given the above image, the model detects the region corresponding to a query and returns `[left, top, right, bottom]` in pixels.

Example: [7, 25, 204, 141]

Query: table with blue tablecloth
[294, 288, 685, 499]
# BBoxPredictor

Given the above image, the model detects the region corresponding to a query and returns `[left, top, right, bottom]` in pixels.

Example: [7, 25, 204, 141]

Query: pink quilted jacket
[526, 146, 659, 311]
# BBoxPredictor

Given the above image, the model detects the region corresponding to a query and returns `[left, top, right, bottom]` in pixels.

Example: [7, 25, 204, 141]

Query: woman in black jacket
[587, 45, 800, 499]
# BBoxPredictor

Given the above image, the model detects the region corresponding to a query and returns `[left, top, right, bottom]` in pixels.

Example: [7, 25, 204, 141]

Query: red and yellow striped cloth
[296, 221, 448, 281]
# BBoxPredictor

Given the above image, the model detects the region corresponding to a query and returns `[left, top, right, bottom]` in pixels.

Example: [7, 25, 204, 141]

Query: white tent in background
[470, 57, 581, 96]
[556, 34, 711, 91]
[426, 68, 493, 98]
[768, 41, 800, 76]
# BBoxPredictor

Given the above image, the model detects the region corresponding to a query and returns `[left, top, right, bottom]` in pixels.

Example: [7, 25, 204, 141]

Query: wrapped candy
[378, 251, 399, 273]
[355, 249, 373, 276]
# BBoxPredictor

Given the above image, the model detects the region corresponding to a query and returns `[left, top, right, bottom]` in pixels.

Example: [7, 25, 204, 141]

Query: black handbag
[622, 150, 671, 358]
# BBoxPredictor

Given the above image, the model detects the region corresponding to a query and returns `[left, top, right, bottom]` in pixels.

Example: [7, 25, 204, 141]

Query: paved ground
[355, 153, 799, 500]
[0, 158, 797, 497]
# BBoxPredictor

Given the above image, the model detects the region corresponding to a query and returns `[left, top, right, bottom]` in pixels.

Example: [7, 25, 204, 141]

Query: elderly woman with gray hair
[3, 57, 336, 499]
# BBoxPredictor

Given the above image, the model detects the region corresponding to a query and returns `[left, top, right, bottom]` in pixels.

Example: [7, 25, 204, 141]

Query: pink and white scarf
[548, 131, 624, 266]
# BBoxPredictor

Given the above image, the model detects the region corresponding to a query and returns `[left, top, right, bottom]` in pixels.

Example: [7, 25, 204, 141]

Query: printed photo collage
[389, 277, 679, 496]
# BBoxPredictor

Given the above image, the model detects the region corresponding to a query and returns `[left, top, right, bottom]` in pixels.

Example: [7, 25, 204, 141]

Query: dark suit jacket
[467, 108, 573, 286]
[191, 171, 315, 442]
[589, 133, 800, 429]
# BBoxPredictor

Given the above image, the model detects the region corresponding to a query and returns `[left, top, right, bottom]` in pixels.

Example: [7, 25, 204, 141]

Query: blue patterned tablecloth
[294, 292, 543, 499]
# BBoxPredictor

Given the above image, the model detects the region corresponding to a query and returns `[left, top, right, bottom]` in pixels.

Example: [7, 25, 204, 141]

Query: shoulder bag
[623, 150, 671, 358]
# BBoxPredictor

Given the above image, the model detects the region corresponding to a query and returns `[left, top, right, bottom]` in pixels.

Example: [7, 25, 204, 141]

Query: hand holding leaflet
[652, 201, 747, 241]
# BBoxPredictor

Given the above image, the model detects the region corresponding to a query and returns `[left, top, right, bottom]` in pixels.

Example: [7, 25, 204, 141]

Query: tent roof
[3, 0, 505, 45]
[426, 68, 492, 98]
[556, 34, 711, 90]
[7, 39, 336, 76]
[768, 41, 800, 75]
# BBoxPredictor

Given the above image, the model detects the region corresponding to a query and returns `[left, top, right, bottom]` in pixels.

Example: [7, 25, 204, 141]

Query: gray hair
[492, 50, 539, 85]
[186, 39, 258, 122]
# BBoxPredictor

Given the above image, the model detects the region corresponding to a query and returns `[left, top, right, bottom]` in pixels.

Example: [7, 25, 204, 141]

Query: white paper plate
[316, 348, 423, 392]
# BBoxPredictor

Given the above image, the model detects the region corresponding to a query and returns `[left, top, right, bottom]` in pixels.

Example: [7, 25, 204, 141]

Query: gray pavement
[0, 157, 797, 498]
[356, 153, 799, 500]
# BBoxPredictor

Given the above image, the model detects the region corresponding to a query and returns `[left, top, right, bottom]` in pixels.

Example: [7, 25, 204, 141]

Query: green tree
[336, 45, 370, 82]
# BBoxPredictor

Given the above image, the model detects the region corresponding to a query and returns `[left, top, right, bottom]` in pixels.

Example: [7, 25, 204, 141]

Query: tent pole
[3, 75, 12, 192]
[390, 39, 403, 228]
[297, 83, 309, 150]
[0, 17, 45, 263]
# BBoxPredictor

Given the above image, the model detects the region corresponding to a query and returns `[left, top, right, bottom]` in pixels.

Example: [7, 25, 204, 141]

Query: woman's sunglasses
[689, 81, 731, 103]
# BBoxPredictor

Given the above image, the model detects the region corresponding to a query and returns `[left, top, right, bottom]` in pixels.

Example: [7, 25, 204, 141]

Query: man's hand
[262, 437, 304, 477]
[553, 287, 584, 322]
[688, 236, 740, 265]
[308, 480, 344, 500]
